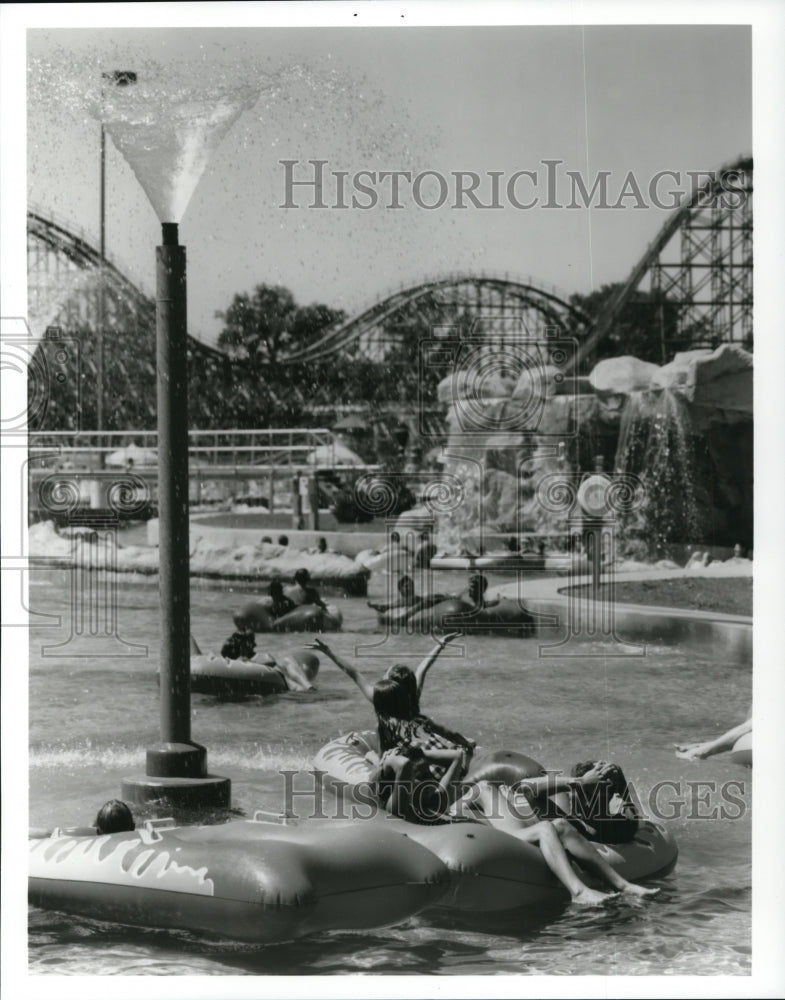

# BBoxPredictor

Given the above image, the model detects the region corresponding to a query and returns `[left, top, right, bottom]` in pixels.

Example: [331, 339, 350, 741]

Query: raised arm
[514, 769, 607, 800]
[380, 748, 467, 819]
[413, 632, 462, 698]
[428, 747, 467, 796]
[306, 638, 375, 703]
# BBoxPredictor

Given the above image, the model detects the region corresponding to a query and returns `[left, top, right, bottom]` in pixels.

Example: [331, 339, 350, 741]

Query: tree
[568, 283, 686, 368]
[217, 284, 345, 371]
[216, 284, 346, 426]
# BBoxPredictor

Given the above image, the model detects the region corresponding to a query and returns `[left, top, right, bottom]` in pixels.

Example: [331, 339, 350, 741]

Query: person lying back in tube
[368, 574, 421, 614]
[268, 579, 296, 620]
[457, 573, 500, 611]
[287, 568, 329, 610]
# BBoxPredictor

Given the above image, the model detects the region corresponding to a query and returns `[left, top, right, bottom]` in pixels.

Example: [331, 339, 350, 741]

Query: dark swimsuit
[538, 763, 640, 845]
[378, 714, 474, 775]
[270, 596, 296, 618]
[376, 713, 475, 825]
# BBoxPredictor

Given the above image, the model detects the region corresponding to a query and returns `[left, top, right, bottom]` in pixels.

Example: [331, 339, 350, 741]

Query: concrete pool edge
[494, 574, 752, 664]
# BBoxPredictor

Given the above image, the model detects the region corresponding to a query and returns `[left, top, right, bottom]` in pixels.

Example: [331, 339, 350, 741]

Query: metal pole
[97, 124, 105, 458]
[123, 219, 230, 806]
[156, 222, 191, 745]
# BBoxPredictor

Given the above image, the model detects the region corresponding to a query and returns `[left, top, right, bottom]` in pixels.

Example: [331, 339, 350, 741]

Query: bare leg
[278, 654, 315, 692]
[515, 821, 616, 906]
[456, 785, 614, 905]
[674, 718, 752, 760]
[551, 819, 660, 897]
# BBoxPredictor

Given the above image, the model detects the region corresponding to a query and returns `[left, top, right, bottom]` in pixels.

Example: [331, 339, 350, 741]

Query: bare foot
[622, 883, 660, 898]
[674, 743, 709, 761]
[572, 886, 617, 906]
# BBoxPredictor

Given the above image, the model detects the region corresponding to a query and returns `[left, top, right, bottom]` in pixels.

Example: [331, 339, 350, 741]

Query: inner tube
[430, 553, 578, 572]
[728, 731, 752, 767]
[189, 652, 289, 696]
[188, 648, 319, 696]
[234, 600, 343, 633]
[375, 594, 453, 628]
[357, 547, 413, 574]
[29, 818, 449, 943]
[467, 748, 546, 785]
[273, 603, 343, 633]
[233, 599, 276, 632]
[315, 732, 545, 799]
[314, 732, 678, 908]
[406, 597, 535, 636]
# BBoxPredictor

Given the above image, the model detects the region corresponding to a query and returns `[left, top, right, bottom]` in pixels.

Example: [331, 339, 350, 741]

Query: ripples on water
[25, 570, 752, 976]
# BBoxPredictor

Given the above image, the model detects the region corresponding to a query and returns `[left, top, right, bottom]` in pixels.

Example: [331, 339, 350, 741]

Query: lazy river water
[27, 567, 751, 976]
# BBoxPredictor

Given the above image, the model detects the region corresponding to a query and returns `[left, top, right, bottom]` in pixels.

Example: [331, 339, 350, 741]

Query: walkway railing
[27, 428, 381, 521]
[28, 428, 341, 467]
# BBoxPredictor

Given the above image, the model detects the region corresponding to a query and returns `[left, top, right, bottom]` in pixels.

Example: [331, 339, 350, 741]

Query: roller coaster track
[281, 272, 590, 364]
[28, 151, 751, 383]
[27, 206, 226, 362]
[573, 154, 753, 367]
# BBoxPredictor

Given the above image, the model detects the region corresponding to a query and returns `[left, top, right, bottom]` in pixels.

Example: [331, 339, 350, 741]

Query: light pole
[97, 71, 136, 461]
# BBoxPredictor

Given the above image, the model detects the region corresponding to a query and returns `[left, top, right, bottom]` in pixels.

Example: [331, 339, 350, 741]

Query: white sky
[25, 24, 751, 344]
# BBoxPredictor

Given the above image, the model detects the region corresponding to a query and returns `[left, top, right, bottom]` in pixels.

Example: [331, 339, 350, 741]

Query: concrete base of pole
[121, 741, 231, 808]
[121, 774, 231, 809]
[145, 741, 208, 777]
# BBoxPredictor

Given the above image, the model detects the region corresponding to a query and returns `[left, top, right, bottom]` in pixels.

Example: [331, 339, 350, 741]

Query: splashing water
[28, 48, 276, 223]
[95, 76, 261, 224]
[615, 387, 701, 555]
[28, 43, 435, 227]
[27, 266, 97, 341]
[434, 455, 484, 554]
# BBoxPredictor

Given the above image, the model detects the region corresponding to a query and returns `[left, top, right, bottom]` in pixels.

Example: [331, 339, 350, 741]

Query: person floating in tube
[457, 574, 500, 611]
[268, 579, 296, 621]
[95, 800, 135, 834]
[221, 628, 257, 661]
[368, 574, 421, 614]
[287, 568, 329, 611]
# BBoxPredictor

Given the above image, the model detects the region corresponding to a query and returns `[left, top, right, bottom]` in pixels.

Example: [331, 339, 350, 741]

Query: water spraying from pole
[79, 57, 269, 806]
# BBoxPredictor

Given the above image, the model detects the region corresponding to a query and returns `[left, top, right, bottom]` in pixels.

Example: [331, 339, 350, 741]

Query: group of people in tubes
[220, 568, 331, 661]
[307, 632, 659, 906]
[90, 626, 744, 906]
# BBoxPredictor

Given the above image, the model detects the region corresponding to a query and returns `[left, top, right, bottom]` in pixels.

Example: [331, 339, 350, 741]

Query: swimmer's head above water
[378, 663, 419, 717]
[373, 673, 416, 721]
[94, 799, 135, 835]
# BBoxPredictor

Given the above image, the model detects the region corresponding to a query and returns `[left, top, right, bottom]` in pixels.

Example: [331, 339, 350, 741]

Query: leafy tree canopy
[217, 284, 346, 369]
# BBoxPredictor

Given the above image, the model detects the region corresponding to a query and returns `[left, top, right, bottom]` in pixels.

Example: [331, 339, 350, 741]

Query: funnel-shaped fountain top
[94, 68, 261, 224]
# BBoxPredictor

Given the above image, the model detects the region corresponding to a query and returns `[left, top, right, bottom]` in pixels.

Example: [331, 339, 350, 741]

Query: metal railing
[27, 428, 381, 519]
[28, 428, 341, 468]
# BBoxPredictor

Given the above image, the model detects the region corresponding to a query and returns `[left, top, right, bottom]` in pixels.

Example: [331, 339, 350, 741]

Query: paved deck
[494, 562, 753, 627]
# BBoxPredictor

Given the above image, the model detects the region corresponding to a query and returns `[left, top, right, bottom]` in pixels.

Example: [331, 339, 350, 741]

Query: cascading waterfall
[614, 387, 701, 556]
[433, 454, 484, 554]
